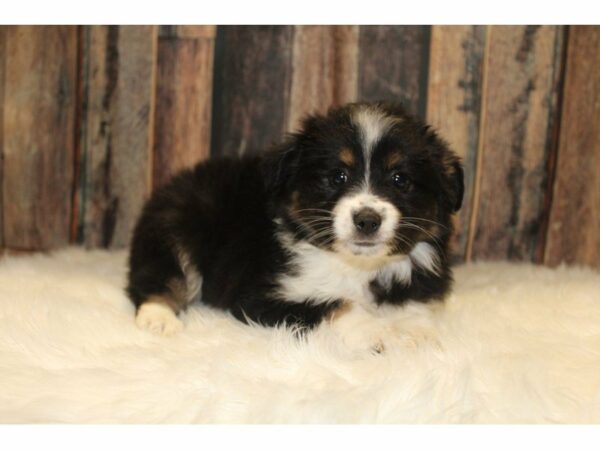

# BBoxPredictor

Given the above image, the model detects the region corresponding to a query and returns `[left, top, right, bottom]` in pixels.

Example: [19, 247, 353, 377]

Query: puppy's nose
[353, 208, 382, 235]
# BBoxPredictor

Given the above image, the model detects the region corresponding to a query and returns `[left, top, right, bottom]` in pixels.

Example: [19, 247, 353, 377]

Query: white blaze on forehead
[351, 106, 400, 180]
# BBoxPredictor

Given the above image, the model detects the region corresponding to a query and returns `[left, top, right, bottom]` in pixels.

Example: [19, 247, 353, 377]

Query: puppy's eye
[330, 170, 349, 187]
[392, 173, 412, 192]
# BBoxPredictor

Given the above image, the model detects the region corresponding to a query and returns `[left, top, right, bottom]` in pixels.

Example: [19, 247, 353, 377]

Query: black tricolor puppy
[127, 102, 464, 346]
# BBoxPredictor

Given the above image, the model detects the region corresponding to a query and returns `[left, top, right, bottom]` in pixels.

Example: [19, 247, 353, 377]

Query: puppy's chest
[275, 244, 410, 306]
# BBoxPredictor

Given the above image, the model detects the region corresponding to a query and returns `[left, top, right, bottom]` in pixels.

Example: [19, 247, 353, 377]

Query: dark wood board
[210, 26, 294, 156]
[426, 25, 486, 261]
[2, 26, 78, 250]
[287, 26, 358, 132]
[159, 26, 216, 39]
[153, 26, 215, 187]
[358, 26, 430, 118]
[545, 26, 600, 268]
[0, 27, 6, 247]
[74, 25, 158, 248]
[468, 26, 565, 262]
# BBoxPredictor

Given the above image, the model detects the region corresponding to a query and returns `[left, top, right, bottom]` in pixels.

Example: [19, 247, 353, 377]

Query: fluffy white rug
[0, 248, 599, 423]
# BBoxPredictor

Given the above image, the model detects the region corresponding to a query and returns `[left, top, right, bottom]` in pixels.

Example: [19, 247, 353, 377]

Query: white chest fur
[275, 239, 439, 306]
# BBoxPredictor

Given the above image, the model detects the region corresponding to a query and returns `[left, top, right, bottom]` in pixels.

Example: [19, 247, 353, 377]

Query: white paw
[327, 303, 442, 354]
[339, 329, 387, 354]
[136, 303, 183, 336]
[327, 305, 389, 354]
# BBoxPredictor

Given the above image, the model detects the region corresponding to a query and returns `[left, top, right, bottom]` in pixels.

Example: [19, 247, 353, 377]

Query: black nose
[353, 208, 382, 235]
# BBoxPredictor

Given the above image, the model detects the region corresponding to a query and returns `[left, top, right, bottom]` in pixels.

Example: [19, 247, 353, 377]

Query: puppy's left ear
[448, 161, 464, 212]
[261, 137, 301, 196]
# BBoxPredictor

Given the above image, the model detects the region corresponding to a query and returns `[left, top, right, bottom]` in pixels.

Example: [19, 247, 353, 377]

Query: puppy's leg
[135, 294, 184, 337]
[326, 302, 389, 353]
[128, 237, 200, 336]
[231, 297, 342, 330]
[328, 302, 443, 352]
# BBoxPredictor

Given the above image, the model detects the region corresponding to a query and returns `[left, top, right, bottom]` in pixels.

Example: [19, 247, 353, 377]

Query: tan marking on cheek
[339, 148, 355, 166]
[386, 152, 403, 168]
[429, 223, 442, 238]
[166, 279, 193, 308]
[288, 190, 301, 219]
[442, 152, 459, 172]
[326, 301, 353, 323]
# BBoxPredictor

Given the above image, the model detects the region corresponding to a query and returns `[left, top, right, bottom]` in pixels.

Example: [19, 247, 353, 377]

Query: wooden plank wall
[154, 26, 215, 187]
[74, 26, 158, 249]
[545, 26, 600, 267]
[2, 26, 78, 250]
[427, 26, 486, 260]
[0, 25, 599, 269]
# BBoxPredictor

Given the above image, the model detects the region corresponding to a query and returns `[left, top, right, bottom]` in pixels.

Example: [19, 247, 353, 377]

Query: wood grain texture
[287, 26, 358, 132]
[74, 25, 157, 248]
[159, 25, 216, 39]
[153, 27, 215, 187]
[545, 26, 600, 268]
[0, 27, 5, 247]
[468, 26, 565, 261]
[2, 26, 78, 250]
[426, 26, 486, 261]
[211, 26, 294, 156]
[358, 26, 430, 117]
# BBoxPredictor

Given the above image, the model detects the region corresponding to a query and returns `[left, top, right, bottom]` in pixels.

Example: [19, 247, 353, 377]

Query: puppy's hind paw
[136, 302, 183, 337]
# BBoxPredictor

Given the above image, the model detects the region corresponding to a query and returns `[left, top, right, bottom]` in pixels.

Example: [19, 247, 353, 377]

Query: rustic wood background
[0, 25, 599, 268]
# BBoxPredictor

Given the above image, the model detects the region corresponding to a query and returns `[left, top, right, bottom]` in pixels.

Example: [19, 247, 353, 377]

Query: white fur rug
[1, 248, 599, 423]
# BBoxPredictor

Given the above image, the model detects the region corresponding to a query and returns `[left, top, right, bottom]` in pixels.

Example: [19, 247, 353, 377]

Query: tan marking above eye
[339, 148, 355, 166]
[386, 152, 403, 168]
[287, 191, 302, 218]
[289, 191, 300, 213]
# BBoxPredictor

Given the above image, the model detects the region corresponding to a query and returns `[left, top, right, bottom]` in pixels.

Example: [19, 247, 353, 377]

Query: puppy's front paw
[337, 323, 387, 354]
[327, 304, 388, 354]
[136, 302, 183, 336]
[335, 325, 387, 354]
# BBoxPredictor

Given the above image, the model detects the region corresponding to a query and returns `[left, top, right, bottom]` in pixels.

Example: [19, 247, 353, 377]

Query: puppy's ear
[261, 137, 301, 196]
[448, 161, 464, 212]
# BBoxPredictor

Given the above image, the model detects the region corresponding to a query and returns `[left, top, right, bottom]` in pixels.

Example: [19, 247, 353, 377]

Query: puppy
[127, 102, 464, 349]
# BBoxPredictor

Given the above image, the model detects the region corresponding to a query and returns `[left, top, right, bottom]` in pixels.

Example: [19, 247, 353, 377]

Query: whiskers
[394, 216, 446, 253]
[293, 209, 336, 247]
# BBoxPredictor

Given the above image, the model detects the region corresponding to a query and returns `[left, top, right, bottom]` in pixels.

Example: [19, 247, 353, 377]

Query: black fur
[127, 102, 464, 329]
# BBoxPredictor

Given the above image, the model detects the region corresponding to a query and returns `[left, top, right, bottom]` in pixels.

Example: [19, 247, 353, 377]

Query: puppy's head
[263, 102, 464, 261]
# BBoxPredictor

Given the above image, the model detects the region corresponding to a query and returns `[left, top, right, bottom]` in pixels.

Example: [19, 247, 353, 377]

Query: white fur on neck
[276, 234, 440, 306]
[410, 242, 441, 276]
[378, 242, 440, 289]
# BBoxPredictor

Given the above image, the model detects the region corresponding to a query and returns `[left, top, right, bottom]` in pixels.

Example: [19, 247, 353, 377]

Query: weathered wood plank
[287, 26, 358, 131]
[468, 26, 565, 261]
[153, 27, 215, 187]
[545, 26, 600, 268]
[358, 26, 430, 118]
[159, 25, 216, 39]
[211, 26, 294, 156]
[74, 25, 157, 248]
[2, 26, 78, 250]
[426, 25, 486, 261]
[0, 27, 6, 247]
